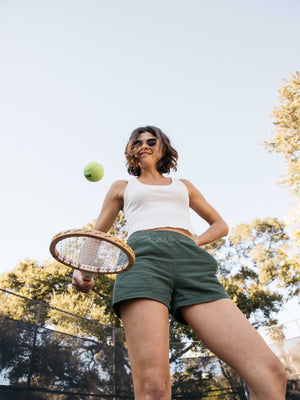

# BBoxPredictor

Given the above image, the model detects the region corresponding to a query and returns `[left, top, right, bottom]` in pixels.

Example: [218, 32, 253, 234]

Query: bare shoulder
[179, 178, 192, 187]
[179, 179, 207, 203]
[179, 179, 197, 193]
[109, 180, 128, 199]
[111, 179, 128, 189]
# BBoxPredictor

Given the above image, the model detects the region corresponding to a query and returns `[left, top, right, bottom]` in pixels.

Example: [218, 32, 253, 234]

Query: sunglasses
[133, 138, 158, 148]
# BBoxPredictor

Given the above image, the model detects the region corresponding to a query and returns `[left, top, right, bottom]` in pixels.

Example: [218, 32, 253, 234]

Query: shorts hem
[113, 294, 171, 319]
[172, 293, 230, 325]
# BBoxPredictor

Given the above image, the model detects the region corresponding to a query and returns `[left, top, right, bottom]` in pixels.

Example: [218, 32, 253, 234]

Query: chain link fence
[0, 289, 299, 399]
[260, 319, 300, 381]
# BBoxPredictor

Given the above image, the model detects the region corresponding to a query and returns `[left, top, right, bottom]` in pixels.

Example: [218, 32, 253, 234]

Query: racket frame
[49, 228, 135, 275]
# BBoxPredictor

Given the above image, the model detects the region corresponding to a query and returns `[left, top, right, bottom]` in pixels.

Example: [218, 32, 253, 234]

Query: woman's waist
[146, 226, 193, 239]
[126, 218, 195, 237]
[127, 227, 196, 247]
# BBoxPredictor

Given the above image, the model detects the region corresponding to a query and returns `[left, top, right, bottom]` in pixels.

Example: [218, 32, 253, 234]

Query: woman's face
[133, 131, 162, 168]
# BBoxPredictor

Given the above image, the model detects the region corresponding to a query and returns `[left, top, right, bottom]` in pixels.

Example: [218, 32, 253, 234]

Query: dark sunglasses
[133, 138, 157, 148]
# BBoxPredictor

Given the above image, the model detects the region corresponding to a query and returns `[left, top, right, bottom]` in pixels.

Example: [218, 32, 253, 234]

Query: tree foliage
[264, 70, 300, 195]
[285, 199, 300, 248]
[0, 314, 132, 399]
[0, 214, 298, 340]
[1, 213, 299, 397]
[0, 213, 128, 332]
[171, 355, 246, 399]
[264, 71, 300, 257]
[205, 217, 299, 327]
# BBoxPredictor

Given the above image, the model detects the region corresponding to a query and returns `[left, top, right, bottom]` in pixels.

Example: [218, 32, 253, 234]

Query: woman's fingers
[72, 270, 95, 292]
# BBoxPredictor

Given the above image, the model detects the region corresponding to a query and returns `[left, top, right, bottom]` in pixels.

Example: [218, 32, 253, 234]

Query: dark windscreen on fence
[0, 289, 299, 399]
[0, 315, 133, 400]
[0, 313, 247, 400]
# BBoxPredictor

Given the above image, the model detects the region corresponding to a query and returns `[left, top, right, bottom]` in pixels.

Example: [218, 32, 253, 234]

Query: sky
[0, 0, 299, 323]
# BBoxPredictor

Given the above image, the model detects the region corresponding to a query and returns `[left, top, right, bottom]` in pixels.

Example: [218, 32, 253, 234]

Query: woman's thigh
[180, 299, 286, 394]
[119, 299, 171, 394]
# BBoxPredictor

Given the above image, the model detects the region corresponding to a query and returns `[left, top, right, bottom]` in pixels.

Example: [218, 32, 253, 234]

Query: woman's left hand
[192, 234, 202, 246]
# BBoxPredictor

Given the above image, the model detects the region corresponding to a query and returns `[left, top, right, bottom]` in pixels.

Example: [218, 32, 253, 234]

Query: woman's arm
[93, 180, 127, 232]
[72, 180, 127, 292]
[181, 179, 229, 246]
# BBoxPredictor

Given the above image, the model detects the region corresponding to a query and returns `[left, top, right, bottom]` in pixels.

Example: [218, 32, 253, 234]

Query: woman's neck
[138, 170, 163, 180]
[138, 172, 171, 185]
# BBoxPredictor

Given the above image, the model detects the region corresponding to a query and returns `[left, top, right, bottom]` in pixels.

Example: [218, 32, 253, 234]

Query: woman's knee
[265, 355, 287, 388]
[144, 376, 170, 399]
[270, 357, 287, 389]
[247, 355, 287, 397]
[135, 370, 170, 399]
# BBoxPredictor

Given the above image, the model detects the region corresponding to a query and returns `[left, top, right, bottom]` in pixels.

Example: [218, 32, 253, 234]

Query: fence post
[25, 302, 42, 400]
[242, 378, 250, 399]
[112, 327, 116, 400]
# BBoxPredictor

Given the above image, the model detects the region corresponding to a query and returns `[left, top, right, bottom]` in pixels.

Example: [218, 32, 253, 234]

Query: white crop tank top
[123, 178, 195, 237]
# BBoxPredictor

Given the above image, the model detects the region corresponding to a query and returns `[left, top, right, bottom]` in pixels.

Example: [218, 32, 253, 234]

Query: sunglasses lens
[147, 139, 157, 146]
[133, 138, 157, 148]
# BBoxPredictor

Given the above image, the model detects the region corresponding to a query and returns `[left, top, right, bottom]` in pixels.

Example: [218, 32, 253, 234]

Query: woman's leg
[119, 299, 171, 400]
[180, 298, 286, 400]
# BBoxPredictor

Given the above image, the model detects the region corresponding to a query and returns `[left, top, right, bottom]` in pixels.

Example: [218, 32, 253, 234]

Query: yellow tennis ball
[83, 162, 104, 182]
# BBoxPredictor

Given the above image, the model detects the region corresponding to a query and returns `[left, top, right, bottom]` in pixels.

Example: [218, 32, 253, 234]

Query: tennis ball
[83, 162, 104, 182]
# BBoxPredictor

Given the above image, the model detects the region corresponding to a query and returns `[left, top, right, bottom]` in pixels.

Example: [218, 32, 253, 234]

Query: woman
[73, 126, 286, 400]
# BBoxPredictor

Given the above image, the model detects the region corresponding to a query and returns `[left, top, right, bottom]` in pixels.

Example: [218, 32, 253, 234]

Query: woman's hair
[125, 126, 178, 176]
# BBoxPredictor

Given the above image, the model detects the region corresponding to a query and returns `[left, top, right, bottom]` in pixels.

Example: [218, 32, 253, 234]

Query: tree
[0, 213, 132, 397]
[167, 216, 299, 391]
[1, 213, 298, 352]
[0, 314, 132, 399]
[264, 71, 300, 196]
[0, 213, 128, 332]
[205, 217, 298, 327]
[285, 201, 300, 248]
[264, 71, 300, 262]
[1, 213, 298, 397]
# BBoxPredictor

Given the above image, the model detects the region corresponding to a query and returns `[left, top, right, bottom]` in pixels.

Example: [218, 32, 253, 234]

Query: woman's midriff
[146, 226, 194, 239]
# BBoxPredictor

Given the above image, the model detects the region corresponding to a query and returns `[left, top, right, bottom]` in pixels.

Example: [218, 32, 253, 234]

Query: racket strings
[56, 236, 129, 273]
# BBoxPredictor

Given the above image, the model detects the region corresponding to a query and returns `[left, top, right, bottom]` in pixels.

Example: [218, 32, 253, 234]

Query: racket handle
[81, 271, 94, 281]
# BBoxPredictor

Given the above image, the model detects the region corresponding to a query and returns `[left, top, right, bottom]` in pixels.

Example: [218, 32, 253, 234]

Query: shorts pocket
[196, 246, 218, 273]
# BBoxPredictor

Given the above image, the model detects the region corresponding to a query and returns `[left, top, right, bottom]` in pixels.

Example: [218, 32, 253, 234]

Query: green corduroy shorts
[112, 230, 229, 325]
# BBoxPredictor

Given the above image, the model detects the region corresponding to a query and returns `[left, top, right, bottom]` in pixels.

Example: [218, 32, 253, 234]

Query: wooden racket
[50, 228, 135, 281]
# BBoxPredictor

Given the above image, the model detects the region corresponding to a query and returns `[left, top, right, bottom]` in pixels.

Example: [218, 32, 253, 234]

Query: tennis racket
[49, 228, 135, 281]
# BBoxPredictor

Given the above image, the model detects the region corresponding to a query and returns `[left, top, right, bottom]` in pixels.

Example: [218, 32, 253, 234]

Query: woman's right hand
[72, 269, 95, 293]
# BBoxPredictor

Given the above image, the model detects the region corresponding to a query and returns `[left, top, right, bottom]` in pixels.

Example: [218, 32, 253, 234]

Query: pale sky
[0, 0, 299, 322]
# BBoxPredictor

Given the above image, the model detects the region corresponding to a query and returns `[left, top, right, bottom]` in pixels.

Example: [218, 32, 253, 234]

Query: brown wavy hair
[125, 126, 178, 177]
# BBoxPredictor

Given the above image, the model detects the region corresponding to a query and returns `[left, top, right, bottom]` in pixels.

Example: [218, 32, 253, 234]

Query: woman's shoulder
[108, 180, 128, 199]
[112, 179, 128, 188]
[177, 179, 198, 197]
[178, 178, 192, 187]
